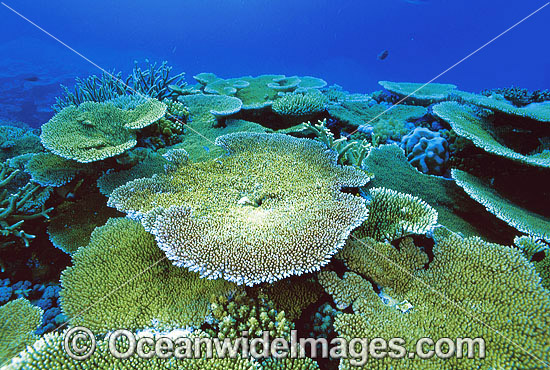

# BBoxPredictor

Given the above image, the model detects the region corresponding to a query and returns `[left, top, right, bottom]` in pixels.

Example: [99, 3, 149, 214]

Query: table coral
[40, 97, 167, 163]
[272, 92, 326, 119]
[452, 169, 550, 241]
[433, 101, 550, 168]
[108, 132, 370, 285]
[0, 298, 42, 365]
[324, 228, 550, 369]
[60, 218, 238, 334]
[378, 80, 457, 106]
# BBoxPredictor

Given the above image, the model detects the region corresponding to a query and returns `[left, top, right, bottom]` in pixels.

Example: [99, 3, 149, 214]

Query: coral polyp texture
[272, 92, 326, 117]
[354, 187, 438, 242]
[400, 127, 449, 175]
[60, 218, 237, 333]
[326, 229, 550, 369]
[108, 132, 370, 285]
[0, 298, 42, 364]
[40, 97, 167, 163]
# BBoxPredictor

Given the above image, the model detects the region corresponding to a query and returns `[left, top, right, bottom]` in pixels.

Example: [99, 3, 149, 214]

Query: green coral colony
[1, 62, 550, 370]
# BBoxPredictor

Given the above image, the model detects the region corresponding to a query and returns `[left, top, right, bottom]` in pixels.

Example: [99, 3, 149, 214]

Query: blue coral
[401, 127, 449, 175]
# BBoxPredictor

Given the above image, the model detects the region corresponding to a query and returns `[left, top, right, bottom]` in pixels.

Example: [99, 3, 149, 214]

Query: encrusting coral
[108, 132, 370, 285]
[322, 227, 550, 369]
[60, 218, 238, 334]
[0, 298, 43, 365]
[40, 96, 167, 163]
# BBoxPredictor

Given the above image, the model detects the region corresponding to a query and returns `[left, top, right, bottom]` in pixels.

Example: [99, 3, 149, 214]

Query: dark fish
[377, 50, 389, 60]
[23, 76, 39, 82]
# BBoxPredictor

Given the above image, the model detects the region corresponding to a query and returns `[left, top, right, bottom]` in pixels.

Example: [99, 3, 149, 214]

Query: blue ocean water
[1, 0, 549, 126]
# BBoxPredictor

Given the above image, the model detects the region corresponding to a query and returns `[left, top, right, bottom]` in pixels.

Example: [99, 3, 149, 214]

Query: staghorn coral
[272, 92, 326, 118]
[1, 163, 53, 254]
[326, 229, 550, 369]
[53, 60, 186, 111]
[354, 187, 438, 242]
[378, 80, 457, 106]
[452, 169, 550, 241]
[0, 298, 43, 365]
[433, 101, 550, 168]
[60, 218, 238, 334]
[108, 133, 370, 285]
[401, 127, 449, 175]
[24, 152, 88, 187]
[41, 97, 167, 163]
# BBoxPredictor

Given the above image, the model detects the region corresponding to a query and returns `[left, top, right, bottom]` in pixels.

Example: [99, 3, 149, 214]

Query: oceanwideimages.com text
[64, 327, 486, 365]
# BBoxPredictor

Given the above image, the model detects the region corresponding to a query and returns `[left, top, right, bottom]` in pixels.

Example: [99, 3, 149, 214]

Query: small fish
[23, 76, 39, 82]
[203, 146, 210, 152]
[172, 46, 177, 54]
[377, 50, 389, 60]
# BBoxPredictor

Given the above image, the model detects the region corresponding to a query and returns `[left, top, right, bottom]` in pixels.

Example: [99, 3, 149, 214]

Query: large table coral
[320, 228, 550, 369]
[108, 132, 371, 285]
[40, 97, 166, 163]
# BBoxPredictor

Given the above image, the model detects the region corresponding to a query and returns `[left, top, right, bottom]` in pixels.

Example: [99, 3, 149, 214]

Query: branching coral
[41, 97, 167, 163]
[323, 229, 550, 369]
[108, 133, 370, 285]
[53, 60, 186, 111]
[0, 298, 43, 365]
[60, 218, 238, 334]
[1, 163, 53, 254]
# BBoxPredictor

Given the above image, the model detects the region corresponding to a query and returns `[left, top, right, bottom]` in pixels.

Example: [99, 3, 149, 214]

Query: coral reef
[53, 60, 186, 111]
[481, 86, 550, 107]
[354, 187, 438, 241]
[272, 92, 327, 118]
[452, 169, 550, 240]
[378, 80, 457, 105]
[0, 298, 42, 364]
[41, 97, 167, 163]
[108, 133, 370, 285]
[324, 227, 550, 369]
[24, 153, 88, 187]
[401, 127, 449, 175]
[60, 218, 237, 333]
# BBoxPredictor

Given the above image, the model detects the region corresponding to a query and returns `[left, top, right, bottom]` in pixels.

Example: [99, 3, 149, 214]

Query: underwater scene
[1, 0, 549, 369]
